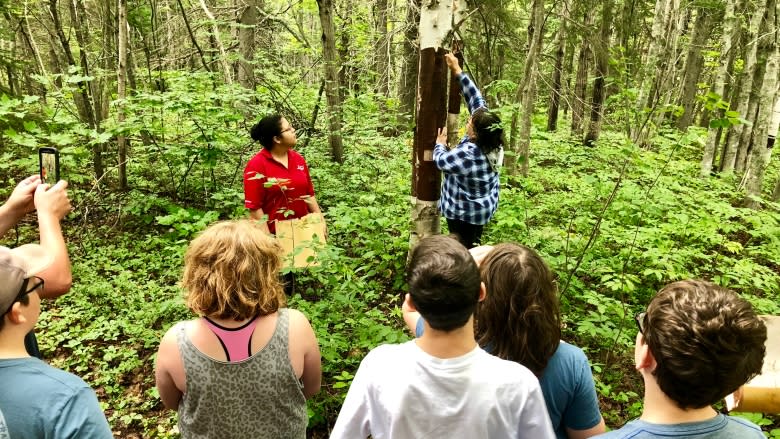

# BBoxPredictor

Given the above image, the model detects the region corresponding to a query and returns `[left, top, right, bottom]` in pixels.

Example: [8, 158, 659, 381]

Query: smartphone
[39, 147, 60, 184]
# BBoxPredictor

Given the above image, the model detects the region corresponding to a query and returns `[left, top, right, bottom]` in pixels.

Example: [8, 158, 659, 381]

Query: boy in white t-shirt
[331, 235, 555, 439]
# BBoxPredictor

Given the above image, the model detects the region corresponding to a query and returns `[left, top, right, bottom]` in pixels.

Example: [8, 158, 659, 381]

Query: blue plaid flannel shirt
[433, 73, 500, 226]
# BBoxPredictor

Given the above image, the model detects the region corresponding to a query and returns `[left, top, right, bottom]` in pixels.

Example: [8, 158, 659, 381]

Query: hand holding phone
[39, 147, 60, 184]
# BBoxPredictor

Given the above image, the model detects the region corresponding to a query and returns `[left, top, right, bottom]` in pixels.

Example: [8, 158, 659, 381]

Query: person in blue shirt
[596, 280, 766, 439]
[434, 53, 504, 248]
[404, 243, 606, 439]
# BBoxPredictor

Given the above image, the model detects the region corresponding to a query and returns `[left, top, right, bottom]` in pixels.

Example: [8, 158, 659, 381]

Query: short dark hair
[471, 108, 504, 154]
[475, 243, 561, 376]
[0, 293, 30, 332]
[407, 235, 481, 332]
[643, 280, 767, 409]
[250, 114, 283, 150]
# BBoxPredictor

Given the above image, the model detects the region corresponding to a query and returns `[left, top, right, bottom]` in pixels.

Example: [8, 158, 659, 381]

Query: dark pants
[446, 218, 484, 249]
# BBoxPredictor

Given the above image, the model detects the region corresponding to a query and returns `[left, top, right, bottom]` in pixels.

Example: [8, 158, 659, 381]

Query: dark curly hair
[474, 243, 561, 376]
[643, 280, 766, 409]
[471, 108, 504, 155]
[250, 114, 283, 151]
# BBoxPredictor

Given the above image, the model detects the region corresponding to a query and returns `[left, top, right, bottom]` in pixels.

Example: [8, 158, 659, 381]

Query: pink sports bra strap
[203, 316, 260, 362]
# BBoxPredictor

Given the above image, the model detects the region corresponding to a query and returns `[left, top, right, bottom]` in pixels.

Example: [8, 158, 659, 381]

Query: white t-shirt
[331, 340, 556, 439]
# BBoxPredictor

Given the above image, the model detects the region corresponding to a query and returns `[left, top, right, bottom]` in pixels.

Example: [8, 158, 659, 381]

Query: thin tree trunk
[583, 0, 613, 147]
[571, 12, 591, 137]
[737, 55, 767, 173]
[744, 0, 778, 208]
[546, 0, 568, 132]
[198, 0, 232, 83]
[723, 3, 763, 172]
[237, 0, 259, 89]
[117, 0, 128, 190]
[677, 9, 712, 131]
[177, 0, 211, 72]
[508, 0, 545, 176]
[772, 175, 780, 201]
[316, 0, 344, 163]
[397, 0, 421, 128]
[374, 0, 390, 97]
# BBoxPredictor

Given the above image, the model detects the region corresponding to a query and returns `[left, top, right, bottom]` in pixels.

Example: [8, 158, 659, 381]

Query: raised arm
[34, 181, 72, 299]
[444, 52, 486, 114]
[0, 175, 41, 238]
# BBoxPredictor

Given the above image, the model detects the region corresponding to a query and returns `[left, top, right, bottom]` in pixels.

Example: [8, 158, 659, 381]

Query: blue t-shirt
[596, 414, 764, 438]
[415, 319, 602, 438]
[0, 357, 113, 438]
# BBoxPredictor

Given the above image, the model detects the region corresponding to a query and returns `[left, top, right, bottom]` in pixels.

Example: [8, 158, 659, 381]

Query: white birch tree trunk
[723, 2, 763, 173]
[701, 0, 736, 176]
[745, 0, 778, 207]
[410, 0, 467, 248]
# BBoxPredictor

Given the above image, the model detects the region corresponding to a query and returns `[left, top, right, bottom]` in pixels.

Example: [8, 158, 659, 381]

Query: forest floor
[6, 126, 780, 437]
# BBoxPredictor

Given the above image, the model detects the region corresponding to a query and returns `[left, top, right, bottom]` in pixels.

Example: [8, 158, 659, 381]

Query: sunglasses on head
[3, 276, 44, 315]
[635, 311, 647, 334]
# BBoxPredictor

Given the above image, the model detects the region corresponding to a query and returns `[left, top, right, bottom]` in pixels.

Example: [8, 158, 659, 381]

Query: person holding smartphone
[434, 52, 504, 248]
[0, 175, 72, 357]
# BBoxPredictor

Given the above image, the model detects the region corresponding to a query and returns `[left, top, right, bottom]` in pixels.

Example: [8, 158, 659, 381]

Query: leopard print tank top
[176, 308, 307, 438]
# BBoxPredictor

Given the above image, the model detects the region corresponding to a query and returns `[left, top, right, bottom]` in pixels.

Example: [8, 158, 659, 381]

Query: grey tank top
[176, 308, 307, 438]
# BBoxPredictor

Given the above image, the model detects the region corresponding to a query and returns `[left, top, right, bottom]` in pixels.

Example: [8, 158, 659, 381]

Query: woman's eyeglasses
[3, 276, 44, 315]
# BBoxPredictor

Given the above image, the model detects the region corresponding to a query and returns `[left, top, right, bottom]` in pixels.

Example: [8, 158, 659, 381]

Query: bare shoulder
[286, 308, 314, 331]
[160, 320, 189, 346]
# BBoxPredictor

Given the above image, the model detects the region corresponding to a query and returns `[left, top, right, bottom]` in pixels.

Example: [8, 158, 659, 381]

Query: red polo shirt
[243, 148, 315, 234]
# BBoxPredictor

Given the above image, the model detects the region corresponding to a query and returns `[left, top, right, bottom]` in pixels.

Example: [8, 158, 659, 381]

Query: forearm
[36, 213, 72, 298]
[459, 73, 487, 113]
[0, 204, 23, 238]
[249, 209, 271, 233]
[304, 196, 322, 214]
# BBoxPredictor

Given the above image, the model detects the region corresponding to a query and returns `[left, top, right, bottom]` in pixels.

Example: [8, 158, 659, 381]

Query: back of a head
[183, 220, 286, 320]
[250, 114, 283, 150]
[475, 243, 561, 376]
[471, 109, 504, 155]
[407, 235, 481, 332]
[644, 280, 767, 409]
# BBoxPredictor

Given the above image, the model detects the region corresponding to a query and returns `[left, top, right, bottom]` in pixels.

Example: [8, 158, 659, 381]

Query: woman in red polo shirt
[243, 114, 323, 234]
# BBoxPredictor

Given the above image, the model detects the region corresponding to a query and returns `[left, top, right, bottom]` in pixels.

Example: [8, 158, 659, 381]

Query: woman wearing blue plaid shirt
[434, 53, 504, 248]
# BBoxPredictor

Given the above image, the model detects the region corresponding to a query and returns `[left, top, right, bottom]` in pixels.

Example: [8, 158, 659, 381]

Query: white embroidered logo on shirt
[297, 165, 305, 171]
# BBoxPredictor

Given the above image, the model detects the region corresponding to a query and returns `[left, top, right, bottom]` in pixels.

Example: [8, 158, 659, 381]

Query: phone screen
[39, 148, 60, 184]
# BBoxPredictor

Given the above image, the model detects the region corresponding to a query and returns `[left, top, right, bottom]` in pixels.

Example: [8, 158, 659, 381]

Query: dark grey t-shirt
[597, 414, 764, 438]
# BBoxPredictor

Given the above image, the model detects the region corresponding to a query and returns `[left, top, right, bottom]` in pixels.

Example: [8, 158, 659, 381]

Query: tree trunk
[316, 0, 344, 163]
[744, 0, 778, 208]
[677, 9, 712, 131]
[397, 0, 421, 129]
[117, 0, 128, 190]
[237, 0, 259, 90]
[723, 3, 763, 172]
[507, 0, 545, 176]
[198, 0, 232, 83]
[737, 49, 768, 173]
[410, 0, 466, 246]
[374, 0, 390, 97]
[772, 175, 780, 201]
[571, 12, 591, 137]
[705, 0, 738, 174]
[546, 0, 568, 132]
[583, 0, 613, 147]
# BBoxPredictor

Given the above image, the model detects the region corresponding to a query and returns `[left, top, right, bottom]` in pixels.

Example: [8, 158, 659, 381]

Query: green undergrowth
[2, 107, 779, 436]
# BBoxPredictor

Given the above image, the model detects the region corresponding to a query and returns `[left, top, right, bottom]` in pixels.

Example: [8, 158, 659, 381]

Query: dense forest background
[1, 0, 779, 437]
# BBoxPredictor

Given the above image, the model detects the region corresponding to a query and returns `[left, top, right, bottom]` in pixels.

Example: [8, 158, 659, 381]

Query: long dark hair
[471, 108, 504, 154]
[475, 243, 561, 376]
[250, 114, 283, 151]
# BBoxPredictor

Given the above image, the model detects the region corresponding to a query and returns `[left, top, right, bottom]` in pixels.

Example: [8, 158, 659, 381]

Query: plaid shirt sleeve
[433, 142, 476, 176]
[459, 73, 487, 114]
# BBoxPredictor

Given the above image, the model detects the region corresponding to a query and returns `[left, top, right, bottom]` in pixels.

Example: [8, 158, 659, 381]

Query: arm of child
[155, 324, 184, 410]
[0, 175, 40, 238]
[34, 181, 72, 298]
[289, 309, 322, 399]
